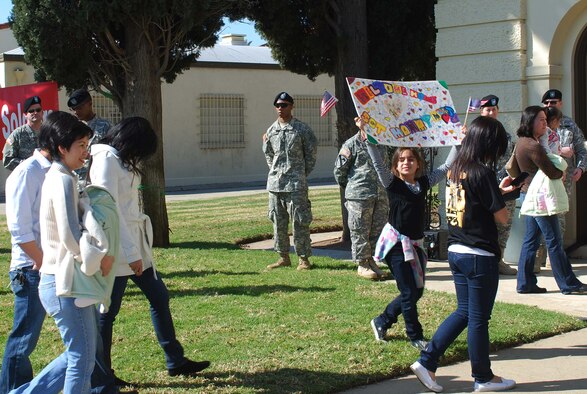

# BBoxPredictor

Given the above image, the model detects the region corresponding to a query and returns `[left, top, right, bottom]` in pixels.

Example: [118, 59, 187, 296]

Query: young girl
[411, 116, 516, 393]
[360, 117, 455, 350]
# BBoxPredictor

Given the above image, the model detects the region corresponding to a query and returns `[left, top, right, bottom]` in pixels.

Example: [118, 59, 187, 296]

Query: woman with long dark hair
[515, 106, 586, 295]
[411, 116, 517, 393]
[89, 117, 210, 386]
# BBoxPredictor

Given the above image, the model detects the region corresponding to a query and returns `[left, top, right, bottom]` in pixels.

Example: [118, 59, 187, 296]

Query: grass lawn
[0, 187, 584, 393]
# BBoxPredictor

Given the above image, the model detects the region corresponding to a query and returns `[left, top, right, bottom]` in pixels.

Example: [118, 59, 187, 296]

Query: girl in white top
[89, 117, 210, 384]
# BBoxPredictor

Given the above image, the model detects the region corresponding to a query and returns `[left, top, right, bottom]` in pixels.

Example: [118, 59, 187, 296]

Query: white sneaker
[410, 361, 443, 392]
[474, 377, 516, 392]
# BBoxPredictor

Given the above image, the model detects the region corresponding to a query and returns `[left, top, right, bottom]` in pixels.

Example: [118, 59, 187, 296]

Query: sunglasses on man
[27, 108, 42, 114]
[274, 103, 290, 109]
[544, 100, 560, 105]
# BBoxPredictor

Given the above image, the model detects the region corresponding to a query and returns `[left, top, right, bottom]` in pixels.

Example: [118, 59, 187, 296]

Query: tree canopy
[11, 0, 237, 246]
[11, 0, 230, 106]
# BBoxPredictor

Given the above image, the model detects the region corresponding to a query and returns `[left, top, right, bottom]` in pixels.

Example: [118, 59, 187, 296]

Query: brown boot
[267, 253, 291, 269]
[357, 259, 379, 280]
[498, 260, 517, 275]
[535, 246, 546, 273]
[297, 256, 312, 270]
[368, 258, 388, 279]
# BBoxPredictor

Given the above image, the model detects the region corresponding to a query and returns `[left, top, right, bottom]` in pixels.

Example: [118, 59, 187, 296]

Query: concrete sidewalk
[248, 231, 587, 394]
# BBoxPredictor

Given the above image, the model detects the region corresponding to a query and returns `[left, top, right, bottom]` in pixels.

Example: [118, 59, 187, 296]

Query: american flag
[320, 90, 338, 117]
[468, 97, 481, 112]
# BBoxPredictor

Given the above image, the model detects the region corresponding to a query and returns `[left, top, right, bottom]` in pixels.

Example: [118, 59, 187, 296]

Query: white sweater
[40, 161, 82, 276]
[90, 144, 154, 276]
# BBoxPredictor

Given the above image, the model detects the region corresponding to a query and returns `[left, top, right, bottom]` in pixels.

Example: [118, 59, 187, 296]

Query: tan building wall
[161, 66, 336, 188]
[0, 40, 336, 193]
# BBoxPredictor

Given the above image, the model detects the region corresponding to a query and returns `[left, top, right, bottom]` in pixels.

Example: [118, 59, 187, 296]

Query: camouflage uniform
[495, 132, 518, 274]
[2, 124, 39, 171]
[334, 132, 389, 262]
[536, 116, 587, 269]
[263, 118, 317, 257]
[557, 115, 587, 235]
[76, 116, 112, 187]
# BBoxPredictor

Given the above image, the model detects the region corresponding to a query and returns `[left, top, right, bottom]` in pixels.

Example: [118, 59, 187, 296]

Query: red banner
[1, 81, 60, 155]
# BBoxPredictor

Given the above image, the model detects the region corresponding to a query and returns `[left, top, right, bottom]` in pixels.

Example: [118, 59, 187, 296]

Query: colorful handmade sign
[346, 77, 464, 147]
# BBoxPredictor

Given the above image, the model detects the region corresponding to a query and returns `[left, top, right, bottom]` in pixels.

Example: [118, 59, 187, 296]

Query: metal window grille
[199, 94, 246, 149]
[294, 95, 335, 146]
[90, 92, 122, 124]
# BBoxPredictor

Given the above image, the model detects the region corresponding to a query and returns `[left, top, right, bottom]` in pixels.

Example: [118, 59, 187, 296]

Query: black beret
[273, 91, 294, 106]
[480, 94, 499, 108]
[67, 89, 91, 108]
[541, 89, 562, 103]
[23, 96, 41, 112]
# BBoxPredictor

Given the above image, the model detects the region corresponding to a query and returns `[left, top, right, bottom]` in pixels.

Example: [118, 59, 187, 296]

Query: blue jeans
[419, 252, 499, 383]
[0, 268, 45, 394]
[378, 244, 425, 340]
[517, 211, 583, 293]
[98, 269, 186, 372]
[10, 274, 98, 394]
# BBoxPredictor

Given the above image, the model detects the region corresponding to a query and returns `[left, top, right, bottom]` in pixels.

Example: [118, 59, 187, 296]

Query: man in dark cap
[68, 89, 112, 143]
[538, 89, 587, 268]
[68, 89, 112, 186]
[263, 92, 318, 270]
[2, 96, 43, 171]
[478, 94, 518, 275]
[541, 89, 586, 183]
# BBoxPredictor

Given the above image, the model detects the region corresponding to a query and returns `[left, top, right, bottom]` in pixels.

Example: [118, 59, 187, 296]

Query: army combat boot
[498, 260, 517, 275]
[357, 259, 379, 280]
[297, 256, 312, 270]
[368, 258, 389, 279]
[267, 253, 291, 269]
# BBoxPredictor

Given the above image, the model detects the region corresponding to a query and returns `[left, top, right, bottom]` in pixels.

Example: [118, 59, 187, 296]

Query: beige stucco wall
[435, 0, 527, 133]
[0, 57, 336, 192]
[436, 0, 587, 246]
[161, 66, 336, 188]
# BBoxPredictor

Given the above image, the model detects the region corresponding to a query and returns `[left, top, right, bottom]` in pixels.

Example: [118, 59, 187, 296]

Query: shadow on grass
[0, 247, 10, 255]
[137, 368, 378, 394]
[125, 284, 336, 298]
[162, 269, 261, 278]
[170, 241, 240, 251]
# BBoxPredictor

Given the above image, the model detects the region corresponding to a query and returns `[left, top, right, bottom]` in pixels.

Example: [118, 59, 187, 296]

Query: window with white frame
[293, 95, 335, 146]
[199, 94, 245, 149]
[90, 91, 122, 125]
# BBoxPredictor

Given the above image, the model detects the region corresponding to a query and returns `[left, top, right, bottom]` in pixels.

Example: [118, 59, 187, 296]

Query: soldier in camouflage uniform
[68, 89, 112, 188]
[543, 89, 587, 231]
[534, 89, 587, 270]
[480, 95, 518, 275]
[334, 130, 389, 279]
[2, 96, 43, 171]
[263, 92, 318, 270]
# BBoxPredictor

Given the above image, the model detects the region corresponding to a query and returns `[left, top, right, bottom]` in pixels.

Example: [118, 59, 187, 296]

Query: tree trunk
[333, 0, 369, 242]
[121, 21, 170, 247]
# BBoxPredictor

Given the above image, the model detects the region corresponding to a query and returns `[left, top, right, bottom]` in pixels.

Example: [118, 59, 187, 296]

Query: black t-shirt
[387, 176, 429, 240]
[445, 166, 505, 257]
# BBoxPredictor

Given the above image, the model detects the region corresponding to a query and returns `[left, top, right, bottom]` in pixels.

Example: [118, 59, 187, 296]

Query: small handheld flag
[320, 90, 338, 117]
[468, 98, 481, 112]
